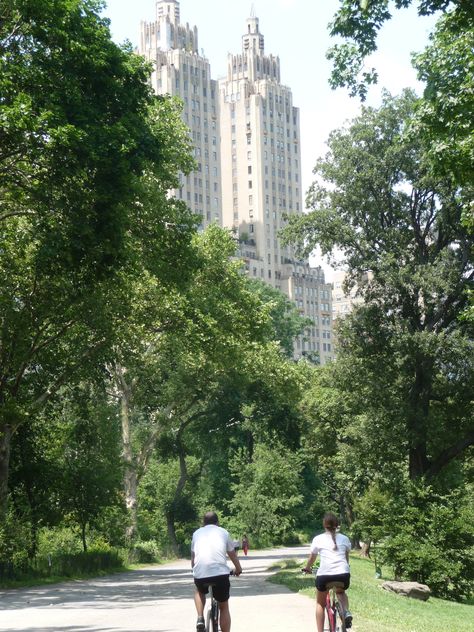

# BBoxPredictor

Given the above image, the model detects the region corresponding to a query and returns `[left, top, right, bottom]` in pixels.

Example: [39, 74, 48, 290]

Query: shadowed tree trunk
[360, 542, 371, 558]
[0, 422, 13, 520]
[166, 439, 189, 557]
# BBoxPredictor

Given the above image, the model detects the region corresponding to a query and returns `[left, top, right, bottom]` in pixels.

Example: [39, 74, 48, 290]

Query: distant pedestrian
[242, 534, 249, 556]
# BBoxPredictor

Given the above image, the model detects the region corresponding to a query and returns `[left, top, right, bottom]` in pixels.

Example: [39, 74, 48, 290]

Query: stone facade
[139, 2, 333, 363]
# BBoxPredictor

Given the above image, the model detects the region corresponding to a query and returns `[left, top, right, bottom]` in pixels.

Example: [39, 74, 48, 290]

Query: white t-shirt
[310, 532, 351, 576]
[191, 524, 234, 579]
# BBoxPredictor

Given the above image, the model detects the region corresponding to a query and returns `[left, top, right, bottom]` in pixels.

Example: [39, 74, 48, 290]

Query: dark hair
[323, 512, 339, 550]
[203, 511, 219, 525]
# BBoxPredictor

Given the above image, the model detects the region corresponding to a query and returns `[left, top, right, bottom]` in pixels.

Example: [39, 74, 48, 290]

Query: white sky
[103, 0, 436, 279]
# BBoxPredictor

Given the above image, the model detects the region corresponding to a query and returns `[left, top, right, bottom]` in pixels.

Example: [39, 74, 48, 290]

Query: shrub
[128, 540, 162, 564]
[379, 483, 474, 600]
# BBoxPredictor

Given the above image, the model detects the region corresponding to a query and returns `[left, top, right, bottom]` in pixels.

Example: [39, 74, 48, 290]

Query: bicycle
[324, 580, 347, 632]
[205, 570, 235, 632]
[302, 570, 350, 632]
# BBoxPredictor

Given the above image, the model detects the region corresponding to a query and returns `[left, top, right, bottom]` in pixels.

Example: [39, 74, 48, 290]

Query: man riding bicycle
[191, 511, 242, 632]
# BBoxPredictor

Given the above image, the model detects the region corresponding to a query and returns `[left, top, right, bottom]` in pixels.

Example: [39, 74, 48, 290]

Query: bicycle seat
[325, 581, 346, 589]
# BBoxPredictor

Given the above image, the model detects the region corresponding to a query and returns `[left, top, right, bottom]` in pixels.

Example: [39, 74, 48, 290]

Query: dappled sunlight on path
[0, 546, 316, 632]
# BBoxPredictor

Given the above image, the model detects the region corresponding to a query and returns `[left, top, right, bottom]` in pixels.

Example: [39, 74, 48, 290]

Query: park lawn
[267, 554, 474, 632]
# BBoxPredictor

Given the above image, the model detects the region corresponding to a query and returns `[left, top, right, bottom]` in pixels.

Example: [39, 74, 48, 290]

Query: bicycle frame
[206, 584, 219, 632]
[325, 581, 346, 632]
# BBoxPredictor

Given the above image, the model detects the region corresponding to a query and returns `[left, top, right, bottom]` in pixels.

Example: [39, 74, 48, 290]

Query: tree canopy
[327, 0, 472, 100]
[283, 90, 473, 481]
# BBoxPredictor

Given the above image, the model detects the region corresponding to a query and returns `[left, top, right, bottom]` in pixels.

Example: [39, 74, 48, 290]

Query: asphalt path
[0, 545, 317, 632]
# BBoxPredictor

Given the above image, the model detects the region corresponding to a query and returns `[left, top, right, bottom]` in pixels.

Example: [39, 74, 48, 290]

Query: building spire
[250, 3, 256, 18]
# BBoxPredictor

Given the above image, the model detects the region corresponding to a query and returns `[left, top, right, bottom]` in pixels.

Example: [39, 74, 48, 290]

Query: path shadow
[16, 628, 169, 632]
[0, 553, 307, 613]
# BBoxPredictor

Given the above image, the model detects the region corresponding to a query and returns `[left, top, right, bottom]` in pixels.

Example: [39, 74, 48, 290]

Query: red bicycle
[302, 570, 349, 632]
[324, 580, 347, 632]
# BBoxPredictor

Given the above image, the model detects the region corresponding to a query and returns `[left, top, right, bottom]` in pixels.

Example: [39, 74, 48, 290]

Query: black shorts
[194, 574, 230, 602]
[315, 573, 350, 592]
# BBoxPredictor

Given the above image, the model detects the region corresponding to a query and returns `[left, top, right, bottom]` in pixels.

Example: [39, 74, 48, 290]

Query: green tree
[0, 0, 195, 516]
[284, 91, 473, 481]
[228, 441, 304, 546]
[52, 385, 123, 552]
[108, 226, 271, 545]
[247, 279, 311, 357]
[411, 9, 474, 188]
[327, 0, 472, 100]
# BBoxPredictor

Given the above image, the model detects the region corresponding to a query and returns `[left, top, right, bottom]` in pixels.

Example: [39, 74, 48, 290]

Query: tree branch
[0, 209, 35, 222]
[425, 429, 474, 480]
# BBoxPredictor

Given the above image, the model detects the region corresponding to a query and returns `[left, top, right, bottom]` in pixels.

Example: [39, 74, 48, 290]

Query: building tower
[218, 12, 333, 362]
[138, 3, 334, 362]
[138, 0, 222, 229]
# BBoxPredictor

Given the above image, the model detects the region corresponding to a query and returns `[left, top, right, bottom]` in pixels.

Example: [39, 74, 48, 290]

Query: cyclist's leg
[316, 589, 327, 632]
[218, 600, 230, 632]
[335, 573, 352, 628]
[194, 588, 206, 617]
[336, 588, 348, 613]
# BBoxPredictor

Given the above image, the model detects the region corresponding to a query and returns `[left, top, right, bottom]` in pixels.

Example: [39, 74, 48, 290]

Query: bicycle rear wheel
[210, 599, 219, 632]
[335, 601, 347, 632]
[326, 601, 336, 632]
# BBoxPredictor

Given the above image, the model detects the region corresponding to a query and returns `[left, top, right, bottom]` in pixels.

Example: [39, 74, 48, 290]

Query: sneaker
[344, 610, 353, 628]
[196, 616, 205, 632]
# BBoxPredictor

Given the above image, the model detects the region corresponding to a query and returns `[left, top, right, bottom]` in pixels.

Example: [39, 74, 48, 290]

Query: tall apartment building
[139, 1, 333, 363]
[139, 0, 221, 229]
[332, 271, 370, 319]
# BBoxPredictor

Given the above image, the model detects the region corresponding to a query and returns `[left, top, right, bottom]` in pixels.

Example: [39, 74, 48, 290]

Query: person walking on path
[241, 534, 249, 556]
[191, 511, 242, 632]
[303, 512, 353, 632]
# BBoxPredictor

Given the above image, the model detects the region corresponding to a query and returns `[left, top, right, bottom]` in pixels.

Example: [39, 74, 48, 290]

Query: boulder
[381, 581, 431, 601]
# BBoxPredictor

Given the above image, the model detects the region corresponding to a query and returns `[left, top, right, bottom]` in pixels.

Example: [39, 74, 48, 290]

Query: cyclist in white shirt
[191, 511, 242, 632]
[304, 512, 353, 631]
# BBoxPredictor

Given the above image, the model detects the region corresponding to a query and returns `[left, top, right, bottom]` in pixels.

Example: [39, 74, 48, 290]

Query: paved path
[0, 546, 316, 632]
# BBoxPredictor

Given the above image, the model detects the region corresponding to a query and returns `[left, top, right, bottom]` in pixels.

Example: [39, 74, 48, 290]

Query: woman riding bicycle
[303, 512, 353, 631]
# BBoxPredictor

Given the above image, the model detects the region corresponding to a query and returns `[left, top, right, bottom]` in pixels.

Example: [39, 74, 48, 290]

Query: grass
[267, 554, 474, 632]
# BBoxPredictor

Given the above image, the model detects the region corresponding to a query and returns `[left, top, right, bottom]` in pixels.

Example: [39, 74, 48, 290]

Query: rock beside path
[382, 580, 431, 600]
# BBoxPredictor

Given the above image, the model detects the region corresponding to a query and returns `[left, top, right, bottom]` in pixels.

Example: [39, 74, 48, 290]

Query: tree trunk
[81, 522, 88, 552]
[0, 422, 13, 519]
[166, 440, 189, 557]
[166, 511, 180, 557]
[407, 358, 433, 480]
[124, 466, 138, 541]
[118, 373, 138, 541]
[360, 541, 371, 558]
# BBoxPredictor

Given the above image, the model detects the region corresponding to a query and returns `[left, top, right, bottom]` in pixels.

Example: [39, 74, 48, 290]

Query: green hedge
[0, 549, 125, 581]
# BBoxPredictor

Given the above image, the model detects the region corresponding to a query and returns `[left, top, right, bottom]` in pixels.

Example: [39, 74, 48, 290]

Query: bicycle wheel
[335, 600, 347, 632]
[210, 599, 219, 632]
[205, 607, 211, 632]
[326, 601, 336, 632]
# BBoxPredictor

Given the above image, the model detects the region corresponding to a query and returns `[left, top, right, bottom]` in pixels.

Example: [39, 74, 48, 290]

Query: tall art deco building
[139, 1, 334, 363]
[139, 0, 221, 229]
